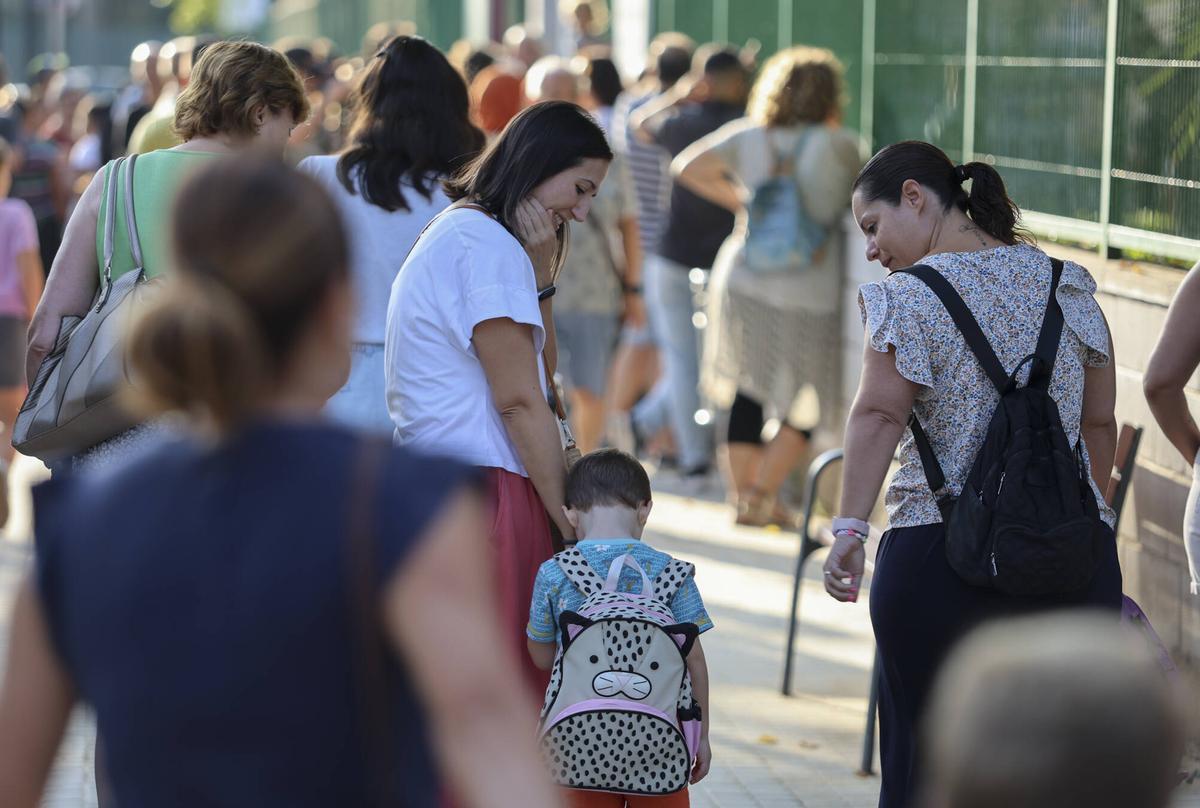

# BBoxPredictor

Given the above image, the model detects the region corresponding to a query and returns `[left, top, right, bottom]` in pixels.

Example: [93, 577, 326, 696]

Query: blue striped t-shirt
[526, 538, 713, 644]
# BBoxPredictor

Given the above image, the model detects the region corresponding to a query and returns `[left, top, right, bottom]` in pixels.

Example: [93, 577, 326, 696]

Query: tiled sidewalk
[644, 492, 881, 807]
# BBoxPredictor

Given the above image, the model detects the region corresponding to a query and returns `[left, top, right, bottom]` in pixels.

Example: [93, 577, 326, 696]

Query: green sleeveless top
[94, 150, 220, 282]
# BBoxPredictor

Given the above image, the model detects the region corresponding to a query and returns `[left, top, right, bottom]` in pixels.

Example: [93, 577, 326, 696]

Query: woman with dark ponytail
[0, 155, 562, 808]
[821, 141, 1122, 806]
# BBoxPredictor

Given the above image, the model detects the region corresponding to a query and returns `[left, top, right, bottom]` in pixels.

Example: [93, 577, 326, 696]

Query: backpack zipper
[990, 552, 998, 577]
[996, 471, 1007, 499]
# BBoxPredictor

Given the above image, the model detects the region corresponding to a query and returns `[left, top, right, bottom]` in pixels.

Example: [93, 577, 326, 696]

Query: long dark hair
[853, 141, 1032, 246]
[444, 101, 612, 276]
[338, 35, 485, 213]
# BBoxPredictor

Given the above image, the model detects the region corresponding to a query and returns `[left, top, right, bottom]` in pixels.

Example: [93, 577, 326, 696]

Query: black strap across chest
[898, 257, 1066, 496]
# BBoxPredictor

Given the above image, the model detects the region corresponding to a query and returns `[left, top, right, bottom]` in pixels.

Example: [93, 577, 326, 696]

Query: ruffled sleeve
[1056, 261, 1111, 368]
[858, 277, 935, 388]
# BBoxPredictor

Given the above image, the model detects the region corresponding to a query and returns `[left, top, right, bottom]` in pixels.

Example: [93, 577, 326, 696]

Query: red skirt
[482, 466, 555, 698]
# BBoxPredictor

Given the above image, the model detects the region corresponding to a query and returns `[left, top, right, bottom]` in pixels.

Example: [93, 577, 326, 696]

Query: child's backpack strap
[554, 547, 606, 597]
[652, 558, 696, 602]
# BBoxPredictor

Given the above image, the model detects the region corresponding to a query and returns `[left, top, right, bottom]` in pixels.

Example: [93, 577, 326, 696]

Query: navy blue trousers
[868, 522, 1123, 808]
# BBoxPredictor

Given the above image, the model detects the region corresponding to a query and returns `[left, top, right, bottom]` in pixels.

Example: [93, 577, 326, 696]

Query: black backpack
[900, 259, 1107, 596]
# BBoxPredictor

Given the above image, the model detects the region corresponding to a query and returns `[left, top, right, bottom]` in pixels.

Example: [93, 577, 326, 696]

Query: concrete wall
[835, 221, 1200, 715]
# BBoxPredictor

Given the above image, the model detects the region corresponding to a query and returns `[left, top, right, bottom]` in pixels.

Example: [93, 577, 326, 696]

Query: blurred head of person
[446, 100, 613, 276]
[574, 53, 622, 111]
[692, 45, 750, 106]
[921, 612, 1186, 808]
[852, 140, 1031, 270]
[128, 155, 351, 433]
[130, 41, 164, 93]
[464, 45, 500, 86]
[157, 37, 193, 89]
[470, 66, 523, 135]
[173, 41, 309, 154]
[503, 24, 544, 69]
[280, 43, 327, 94]
[748, 45, 844, 129]
[646, 32, 695, 91]
[339, 35, 484, 213]
[561, 0, 610, 39]
[362, 20, 417, 59]
[523, 56, 579, 105]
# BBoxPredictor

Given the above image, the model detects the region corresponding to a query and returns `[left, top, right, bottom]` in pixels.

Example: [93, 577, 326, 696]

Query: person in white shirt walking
[300, 35, 484, 434]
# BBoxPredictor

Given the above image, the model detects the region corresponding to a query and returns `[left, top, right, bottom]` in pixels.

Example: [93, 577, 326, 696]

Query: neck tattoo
[959, 223, 989, 247]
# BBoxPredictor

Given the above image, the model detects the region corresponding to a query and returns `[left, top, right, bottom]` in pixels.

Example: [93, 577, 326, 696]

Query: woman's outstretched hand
[514, 198, 559, 289]
[823, 534, 865, 602]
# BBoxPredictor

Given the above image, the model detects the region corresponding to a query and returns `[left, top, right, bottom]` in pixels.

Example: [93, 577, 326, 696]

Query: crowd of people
[0, 6, 1193, 808]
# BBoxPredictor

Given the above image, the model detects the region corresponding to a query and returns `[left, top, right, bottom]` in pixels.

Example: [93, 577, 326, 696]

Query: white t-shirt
[298, 155, 451, 344]
[385, 207, 547, 476]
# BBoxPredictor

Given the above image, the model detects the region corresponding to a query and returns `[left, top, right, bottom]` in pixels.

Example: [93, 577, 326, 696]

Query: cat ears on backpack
[559, 612, 700, 658]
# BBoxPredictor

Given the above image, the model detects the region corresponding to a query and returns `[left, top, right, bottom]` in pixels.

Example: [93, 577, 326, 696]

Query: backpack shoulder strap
[554, 547, 605, 597]
[651, 557, 696, 603]
[1027, 258, 1066, 391]
[896, 264, 1011, 394]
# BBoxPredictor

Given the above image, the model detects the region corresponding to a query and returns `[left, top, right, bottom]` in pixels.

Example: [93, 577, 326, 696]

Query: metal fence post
[962, 0, 979, 163]
[1098, 0, 1120, 258]
[860, 0, 876, 152]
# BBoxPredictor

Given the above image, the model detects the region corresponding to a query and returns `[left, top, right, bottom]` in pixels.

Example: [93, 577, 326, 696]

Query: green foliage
[156, 0, 221, 34]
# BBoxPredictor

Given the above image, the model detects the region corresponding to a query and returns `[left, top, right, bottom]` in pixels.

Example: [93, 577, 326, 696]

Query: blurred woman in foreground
[0, 156, 561, 808]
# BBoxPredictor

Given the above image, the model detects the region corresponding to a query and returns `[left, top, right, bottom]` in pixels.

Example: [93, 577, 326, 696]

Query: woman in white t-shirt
[300, 35, 485, 433]
[674, 47, 863, 526]
[386, 100, 611, 695]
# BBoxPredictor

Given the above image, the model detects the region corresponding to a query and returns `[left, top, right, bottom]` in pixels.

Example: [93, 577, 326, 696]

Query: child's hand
[691, 738, 712, 784]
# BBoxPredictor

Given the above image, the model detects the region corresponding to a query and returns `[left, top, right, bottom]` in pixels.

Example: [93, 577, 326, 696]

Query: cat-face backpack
[538, 548, 701, 796]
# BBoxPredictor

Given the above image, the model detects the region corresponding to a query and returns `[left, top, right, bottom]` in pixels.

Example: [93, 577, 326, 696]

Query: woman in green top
[26, 41, 309, 468]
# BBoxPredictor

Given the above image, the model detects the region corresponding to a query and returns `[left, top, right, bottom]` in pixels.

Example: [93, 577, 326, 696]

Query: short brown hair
[565, 449, 652, 511]
[173, 41, 309, 141]
[748, 46, 844, 127]
[921, 613, 1184, 808]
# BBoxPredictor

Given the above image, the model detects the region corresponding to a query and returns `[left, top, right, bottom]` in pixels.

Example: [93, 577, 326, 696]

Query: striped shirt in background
[611, 90, 672, 255]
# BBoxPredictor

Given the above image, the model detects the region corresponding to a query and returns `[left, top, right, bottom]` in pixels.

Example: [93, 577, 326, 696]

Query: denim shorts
[553, 311, 620, 396]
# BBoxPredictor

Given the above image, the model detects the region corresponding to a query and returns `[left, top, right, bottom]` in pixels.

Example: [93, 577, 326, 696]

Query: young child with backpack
[527, 449, 713, 807]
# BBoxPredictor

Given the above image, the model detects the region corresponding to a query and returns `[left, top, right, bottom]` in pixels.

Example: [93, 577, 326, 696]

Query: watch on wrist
[538, 284, 557, 301]
[622, 283, 644, 295]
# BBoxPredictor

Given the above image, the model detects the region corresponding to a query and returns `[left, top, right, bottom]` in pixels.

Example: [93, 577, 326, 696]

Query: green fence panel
[1111, 0, 1200, 241]
[658, 0, 716, 46]
[726, 0, 779, 51]
[650, 0, 864, 129]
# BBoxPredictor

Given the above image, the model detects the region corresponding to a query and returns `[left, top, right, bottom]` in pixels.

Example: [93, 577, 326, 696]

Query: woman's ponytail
[127, 276, 268, 428]
[958, 161, 1031, 246]
[854, 141, 1033, 246]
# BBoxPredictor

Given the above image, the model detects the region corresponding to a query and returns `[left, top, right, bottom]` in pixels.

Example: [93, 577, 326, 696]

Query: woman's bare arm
[0, 578, 77, 808]
[1082, 315, 1119, 494]
[672, 145, 745, 213]
[826, 341, 919, 603]
[17, 250, 44, 321]
[386, 490, 563, 808]
[26, 169, 104, 384]
[474, 317, 574, 541]
[1145, 264, 1200, 465]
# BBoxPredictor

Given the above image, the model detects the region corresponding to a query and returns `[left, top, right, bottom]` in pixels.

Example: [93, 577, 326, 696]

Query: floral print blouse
[858, 244, 1116, 529]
